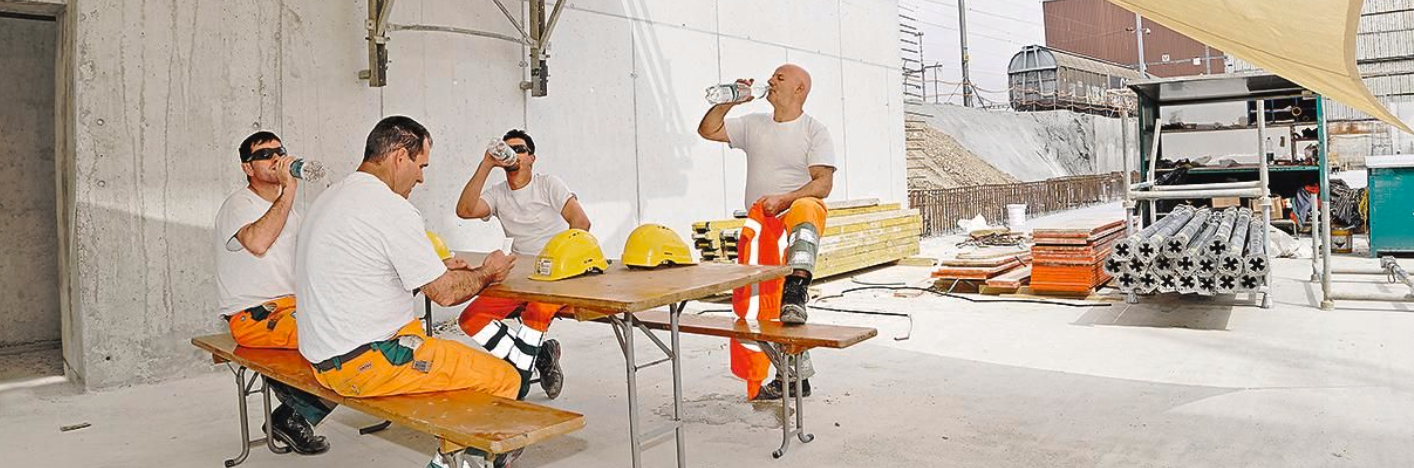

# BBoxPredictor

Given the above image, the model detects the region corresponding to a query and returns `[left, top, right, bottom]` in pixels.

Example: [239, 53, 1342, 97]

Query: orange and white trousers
[731, 197, 826, 398]
[458, 297, 566, 398]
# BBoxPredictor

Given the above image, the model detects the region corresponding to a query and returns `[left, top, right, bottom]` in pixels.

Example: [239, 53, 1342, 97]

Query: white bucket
[1006, 204, 1028, 230]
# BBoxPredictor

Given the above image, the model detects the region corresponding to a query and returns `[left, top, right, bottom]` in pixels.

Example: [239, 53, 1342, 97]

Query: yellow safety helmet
[622, 223, 698, 268]
[425, 231, 453, 260]
[529, 229, 609, 281]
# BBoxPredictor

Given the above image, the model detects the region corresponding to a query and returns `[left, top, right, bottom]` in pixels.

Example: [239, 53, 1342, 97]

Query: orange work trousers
[227, 295, 299, 349]
[457, 296, 566, 380]
[312, 320, 521, 399]
[730, 197, 827, 398]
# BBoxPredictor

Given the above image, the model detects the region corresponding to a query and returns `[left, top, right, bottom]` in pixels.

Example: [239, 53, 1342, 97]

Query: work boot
[780, 276, 810, 325]
[266, 405, 329, 455]
[535, 339, 564, 400]
[752, 378, 811, 401]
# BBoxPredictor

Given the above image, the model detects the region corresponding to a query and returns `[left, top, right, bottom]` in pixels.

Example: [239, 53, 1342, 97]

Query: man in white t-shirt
[296, 116, 524, 467]
[454, 129, 590, 400]
[212, 131, 332, 455]
[697, 64, 836, 401]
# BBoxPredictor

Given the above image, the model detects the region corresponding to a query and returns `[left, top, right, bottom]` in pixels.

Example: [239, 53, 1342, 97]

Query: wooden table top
[456, 251, 791, 315]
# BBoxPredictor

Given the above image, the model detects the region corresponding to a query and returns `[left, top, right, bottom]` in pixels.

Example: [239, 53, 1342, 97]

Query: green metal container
[1368, 155, 1414, 256]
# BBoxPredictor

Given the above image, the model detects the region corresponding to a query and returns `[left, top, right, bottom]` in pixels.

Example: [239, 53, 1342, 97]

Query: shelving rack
[1121, 72, 1328, 308]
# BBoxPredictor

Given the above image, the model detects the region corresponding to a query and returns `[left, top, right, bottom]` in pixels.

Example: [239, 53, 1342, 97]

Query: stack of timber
[930, 247, 1031, 293]
[1029, 217, 1127, 294]
[690, 199, 922, 278]
[1104, 205, 1270, 295]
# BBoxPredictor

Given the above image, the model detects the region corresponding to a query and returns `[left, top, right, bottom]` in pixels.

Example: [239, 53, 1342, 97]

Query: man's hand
[732, 78, 755, 104]
[483, 150, 518, 170]
[272, 155, 298, 190]
[755, 193, 793, 216]
[480, 250, 517, 285]
[443, 257, 471, 271]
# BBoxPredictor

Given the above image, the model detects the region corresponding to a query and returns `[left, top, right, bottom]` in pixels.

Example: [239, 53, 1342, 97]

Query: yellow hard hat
[425, 231, 453, 260]
[529, 229, 609, 281]
[622, 223, 698, 268]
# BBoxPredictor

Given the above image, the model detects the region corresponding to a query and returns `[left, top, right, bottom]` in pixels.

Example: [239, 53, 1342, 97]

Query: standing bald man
[697, 64, 836, 401]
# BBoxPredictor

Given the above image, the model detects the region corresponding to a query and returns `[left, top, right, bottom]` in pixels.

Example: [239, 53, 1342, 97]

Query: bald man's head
[767, 63, 812, 110]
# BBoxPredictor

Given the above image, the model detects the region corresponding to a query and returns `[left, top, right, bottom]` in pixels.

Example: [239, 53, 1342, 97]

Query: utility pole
[958, 0, 974, 107]
[1134, 13, 1147, 75]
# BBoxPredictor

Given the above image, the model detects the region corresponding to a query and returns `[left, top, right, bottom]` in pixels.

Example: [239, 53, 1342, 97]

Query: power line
[912, 0, 1045, 27]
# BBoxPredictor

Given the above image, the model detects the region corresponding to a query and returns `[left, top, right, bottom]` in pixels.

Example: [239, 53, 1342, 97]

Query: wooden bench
[192, 333, 584, 467]
[556, 308, 877, 458]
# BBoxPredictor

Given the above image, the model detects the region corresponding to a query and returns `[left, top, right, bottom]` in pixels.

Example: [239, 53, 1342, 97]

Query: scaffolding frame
[1121, 73, 1321, 308]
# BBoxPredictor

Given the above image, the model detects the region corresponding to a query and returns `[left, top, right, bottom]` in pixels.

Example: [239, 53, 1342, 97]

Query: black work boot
[752, 378, 812, 401]
[266, 405, 329, 455]
[535, 339, 564, 400]
[780, 275, 810, 325]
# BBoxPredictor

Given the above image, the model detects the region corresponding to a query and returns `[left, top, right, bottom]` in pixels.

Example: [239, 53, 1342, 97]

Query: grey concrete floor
[4, 203, 1414, 467]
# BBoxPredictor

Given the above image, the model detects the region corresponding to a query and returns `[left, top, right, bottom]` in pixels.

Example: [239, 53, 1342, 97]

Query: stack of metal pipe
[1110, 205, 1271, 296]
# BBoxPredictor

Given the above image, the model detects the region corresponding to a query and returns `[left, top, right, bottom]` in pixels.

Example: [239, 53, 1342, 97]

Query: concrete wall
[919, 103, 1125, 182]
[0, 16, 59, 349]
[58, 0, 902, 389]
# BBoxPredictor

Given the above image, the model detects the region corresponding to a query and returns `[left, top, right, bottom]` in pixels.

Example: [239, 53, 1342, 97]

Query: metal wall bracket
[360, 0, 567, 96]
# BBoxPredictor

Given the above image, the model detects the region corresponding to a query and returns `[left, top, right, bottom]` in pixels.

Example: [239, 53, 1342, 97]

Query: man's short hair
[364, 116, 432, 162]
[503, 128, 535, 155]
[238, 131, 281, 163]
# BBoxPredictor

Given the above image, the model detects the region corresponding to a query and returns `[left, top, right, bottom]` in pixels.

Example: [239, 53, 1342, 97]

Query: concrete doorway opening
[0, 11, 63, 385]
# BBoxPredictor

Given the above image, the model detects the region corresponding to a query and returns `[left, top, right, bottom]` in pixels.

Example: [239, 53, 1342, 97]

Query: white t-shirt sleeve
[379, 205, 449, 292]
[725, 115, 751, 150]
[216, 195, 265, 251]
[542, 175, 575, 211]
[807, 122, 838, 169]
[480, 185, 501, 221]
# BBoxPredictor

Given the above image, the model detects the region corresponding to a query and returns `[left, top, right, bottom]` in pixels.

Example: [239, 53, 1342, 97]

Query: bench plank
[192, 334, 584, 454]
[557, 310, 877, 350]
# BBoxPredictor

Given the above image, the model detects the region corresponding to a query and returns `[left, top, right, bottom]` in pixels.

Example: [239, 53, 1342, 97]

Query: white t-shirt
[481, 174, 574, 256]
[295, 172, 448, 363]
[213, 187, 300, 315]
[725, 112, 837, 208]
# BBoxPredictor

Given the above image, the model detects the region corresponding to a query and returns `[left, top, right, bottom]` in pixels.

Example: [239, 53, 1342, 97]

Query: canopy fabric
[1106, 0, 1413, 134]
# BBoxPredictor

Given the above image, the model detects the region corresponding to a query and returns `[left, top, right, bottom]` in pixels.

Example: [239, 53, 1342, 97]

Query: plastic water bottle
[289, 159, 326, 182]
[487, 139, 520, 169]
[705, 83, 767, 104]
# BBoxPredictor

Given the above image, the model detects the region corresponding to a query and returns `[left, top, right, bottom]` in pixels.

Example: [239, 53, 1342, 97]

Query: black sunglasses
[244, 146, 286, 163]
[509, 145, 530, 154]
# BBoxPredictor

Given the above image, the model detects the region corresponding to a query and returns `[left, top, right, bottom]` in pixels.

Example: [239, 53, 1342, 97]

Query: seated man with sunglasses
[212, 131, 336, 454]
[454, 129, 591, 400]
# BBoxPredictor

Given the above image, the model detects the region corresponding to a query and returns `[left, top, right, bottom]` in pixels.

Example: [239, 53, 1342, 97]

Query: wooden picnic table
[454, 251, 790, 468]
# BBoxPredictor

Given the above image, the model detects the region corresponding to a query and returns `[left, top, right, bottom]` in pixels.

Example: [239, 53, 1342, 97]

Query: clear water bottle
[705, 83, 767, 104]
[487, 139, 520, 170]
[289, 159, 326, 182]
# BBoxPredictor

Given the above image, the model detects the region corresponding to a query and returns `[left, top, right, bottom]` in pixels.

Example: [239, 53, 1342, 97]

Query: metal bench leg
[773, 353, 814, 459]
[261, 377, 291, 455]
[225, 366, 252, 467]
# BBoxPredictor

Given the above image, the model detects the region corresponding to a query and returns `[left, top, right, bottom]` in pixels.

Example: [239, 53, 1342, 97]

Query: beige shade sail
[1106, 0, 1413, 134]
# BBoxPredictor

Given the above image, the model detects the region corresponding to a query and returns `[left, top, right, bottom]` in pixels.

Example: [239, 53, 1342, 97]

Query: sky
[903, 0, 1047, 107]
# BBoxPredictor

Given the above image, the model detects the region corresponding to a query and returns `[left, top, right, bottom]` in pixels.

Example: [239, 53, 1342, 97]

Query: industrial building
[1043, 0, 1225, 77]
